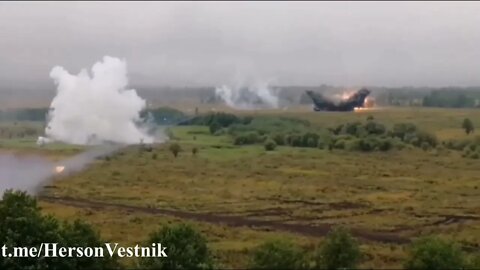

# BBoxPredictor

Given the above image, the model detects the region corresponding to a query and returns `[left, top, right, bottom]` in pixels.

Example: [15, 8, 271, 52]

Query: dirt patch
[386, 214, 480, 233]
[40, 195, 409, 244]
[256, 198, 370, 210]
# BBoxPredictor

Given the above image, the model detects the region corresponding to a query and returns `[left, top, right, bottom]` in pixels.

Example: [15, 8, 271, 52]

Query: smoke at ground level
[0, 145, 123, 196]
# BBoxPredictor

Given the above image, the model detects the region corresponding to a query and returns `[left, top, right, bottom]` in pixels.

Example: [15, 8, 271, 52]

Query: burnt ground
[40, 195, 409, 244]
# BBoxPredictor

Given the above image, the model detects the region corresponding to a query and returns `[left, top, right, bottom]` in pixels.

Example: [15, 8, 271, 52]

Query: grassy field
[2, 107, 480, 268]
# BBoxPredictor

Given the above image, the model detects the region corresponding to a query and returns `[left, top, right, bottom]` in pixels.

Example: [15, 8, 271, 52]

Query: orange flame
[54, 166, 65, 174]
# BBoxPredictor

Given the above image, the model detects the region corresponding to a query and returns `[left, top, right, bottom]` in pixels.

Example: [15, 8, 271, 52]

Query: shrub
[234, 135, 248, 145]
[340, 121, 363, 137]
[415, 130, 438, 148]
[364, 121, 386, 135]
[358, 137, 378, 152]
[209, 121, 221, 134]
[302, 132, 320, 147]
[192, 147, 198, 156]
[317, 134, 333, 150]
[334, 139, 347, 149]
[250, 239, 306, 269]
[314, 226, 361, 269]
[61, 219, 119, 269]
[233, 132, 260, 145]
[264, 139, 277, 151]
[246, 132, 260, 144]
[445, 138, 476, 151]
[272, 133, 286, 146]
[462, 118, 474, 135]
[286, 134, 303, 147]
[404, 236, 465, 270]
[344, 139, 360, 151]
[391, 123, 417, 140]
[139, 224, 213, 269]
[378, 138, 393, 151]
[0, 190, 118, 270]
[169, 143, 181, 158]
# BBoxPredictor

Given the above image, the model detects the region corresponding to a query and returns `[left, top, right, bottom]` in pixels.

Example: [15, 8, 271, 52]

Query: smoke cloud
[0, 145, 122, 196]
[44, 56, 153, 145]
[215, 80, 280, 110]
[0, 153, 54, 195]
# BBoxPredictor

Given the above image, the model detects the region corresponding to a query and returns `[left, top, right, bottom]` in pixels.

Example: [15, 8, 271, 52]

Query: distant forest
[373, 87, 480, 108]
[0, 107, 189, 125]
[1, 86, 480, 122]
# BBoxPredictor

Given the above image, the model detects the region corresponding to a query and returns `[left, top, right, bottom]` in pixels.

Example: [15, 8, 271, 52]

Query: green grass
[2, 108, 480, 268]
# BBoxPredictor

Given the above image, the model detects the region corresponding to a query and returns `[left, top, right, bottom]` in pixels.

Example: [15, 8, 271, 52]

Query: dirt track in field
[40, 195, 410, 244]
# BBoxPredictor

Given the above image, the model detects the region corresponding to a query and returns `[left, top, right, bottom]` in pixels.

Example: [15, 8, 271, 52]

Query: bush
[169, 143, 181, 158]
[445, 137, 479, 151]
[364, 121, 386, 135]
[286, 134, 303, 147]
[209, 121, 221, 134]
[192, 147, 198, 156]
[390, 123, 417, 140]
[139, 224, 213, 269]
[61, 219, 119, 269]
[0, 190, 118, 270]
[415, 130, 438, 148]
[345, 139, 361, 151]
[462, 118, 474, 135]
[315, 227, 361, 269]
[404, 236, 465, 270]
[378, 138, 393, 151]
[317, 134, 333, 150]
[334, 139, 347, 150]
[264, 139, 277, 151]
[302, 132, 320, 147]
[272, 133, 286, 146]
[358, 137, 379, 152]
[233, 131, 261, 145]
[250, 239, 306, 269]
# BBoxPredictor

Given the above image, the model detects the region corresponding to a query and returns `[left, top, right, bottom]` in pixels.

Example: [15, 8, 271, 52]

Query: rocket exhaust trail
[0, 144, 125, 196]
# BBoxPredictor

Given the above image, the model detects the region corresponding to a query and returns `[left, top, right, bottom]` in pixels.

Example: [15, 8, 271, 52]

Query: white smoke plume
[215, 80, 280, 110]
[44, 56, 153, 145]
[0, 145, 123, 196]
[0, 153, 54, 195]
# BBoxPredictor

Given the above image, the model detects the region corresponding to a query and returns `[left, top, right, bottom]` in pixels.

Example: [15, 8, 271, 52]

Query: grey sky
[1, 1, 480, 88]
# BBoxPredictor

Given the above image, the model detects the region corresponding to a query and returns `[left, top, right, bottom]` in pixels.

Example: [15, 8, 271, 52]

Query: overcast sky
[1, 1, 480, 89]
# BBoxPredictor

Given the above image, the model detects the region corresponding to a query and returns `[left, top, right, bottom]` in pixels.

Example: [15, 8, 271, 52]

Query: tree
[0, 190, 118, 270]
[462, 118, 474, 135]
[314, 226, 361, 269]
[250, 239, 306, 269]
[404, 236, 465, 270]
[139, 223, 213, 269]
[264, 139, 277, 151]
[169, 143, 181, 158]
[209, 121, 221, 134]
[61, 219, 120, 269]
